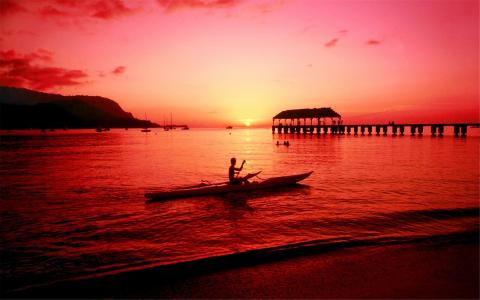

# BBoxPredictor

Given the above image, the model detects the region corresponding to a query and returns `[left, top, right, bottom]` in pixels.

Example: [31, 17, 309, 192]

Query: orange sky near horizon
[1, 0, 478, 127]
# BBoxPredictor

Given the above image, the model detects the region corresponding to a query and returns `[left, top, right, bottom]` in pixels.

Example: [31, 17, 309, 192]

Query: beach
[8, 236, 478, 298]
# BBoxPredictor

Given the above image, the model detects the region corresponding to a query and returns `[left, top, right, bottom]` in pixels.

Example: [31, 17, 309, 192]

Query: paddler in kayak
[229, 157, 249, 185]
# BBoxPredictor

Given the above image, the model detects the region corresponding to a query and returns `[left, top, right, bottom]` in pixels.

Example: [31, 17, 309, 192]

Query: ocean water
[0, 128, 479, 292]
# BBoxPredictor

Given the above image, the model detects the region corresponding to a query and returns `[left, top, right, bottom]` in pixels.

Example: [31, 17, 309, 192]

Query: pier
[272, 108, 479, 137]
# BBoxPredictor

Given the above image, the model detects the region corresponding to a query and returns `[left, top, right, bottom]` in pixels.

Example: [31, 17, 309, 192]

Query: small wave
[278, 206, 479, 235]
[8, 228, 478, 296]
[351, 207, 480, 233]
[380, 207, 479, 221]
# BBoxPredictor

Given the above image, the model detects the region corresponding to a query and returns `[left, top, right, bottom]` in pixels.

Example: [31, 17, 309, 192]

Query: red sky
[1, 0, 478, 127]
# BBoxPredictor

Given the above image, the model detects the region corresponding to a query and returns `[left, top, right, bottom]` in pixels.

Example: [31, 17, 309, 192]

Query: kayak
[145, 171, 313, 202]
[145, 171, 312, 202]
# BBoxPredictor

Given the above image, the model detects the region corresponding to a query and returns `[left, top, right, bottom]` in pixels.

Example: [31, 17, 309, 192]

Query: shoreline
[6, 236, 479, 298]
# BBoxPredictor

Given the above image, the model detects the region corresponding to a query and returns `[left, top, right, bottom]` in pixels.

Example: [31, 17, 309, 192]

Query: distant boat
[142, 113, 151, 132]
[226, 126, 233, 129]
[164, 113, 174, 131]
[163, 116, 169, 131]
[182, 126, 189, 130]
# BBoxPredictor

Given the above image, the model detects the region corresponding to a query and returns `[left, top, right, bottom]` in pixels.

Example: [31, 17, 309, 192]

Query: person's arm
[234, 160, 246, 171]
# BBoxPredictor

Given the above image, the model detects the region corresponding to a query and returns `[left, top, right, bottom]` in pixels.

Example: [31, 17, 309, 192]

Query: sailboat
[141, 113, 151, 132]
[163, 115, 169, 131]
[164, 113, 174, 131]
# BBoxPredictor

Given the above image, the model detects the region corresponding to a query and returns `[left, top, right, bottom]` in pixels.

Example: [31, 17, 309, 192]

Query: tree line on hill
[0, 86, 159, 129]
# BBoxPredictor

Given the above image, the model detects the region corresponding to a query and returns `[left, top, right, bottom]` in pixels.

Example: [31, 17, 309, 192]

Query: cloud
[1, 29, 37, 36]
[324, 38, 338, 48]
[38, 0, 139, 21]
[252, 0, 284, 14]
[39, 5, 70, 18]
[366, 39, 382, 45]
[157, 0, 242, 12]
[55, 0, 82, 6]
[0, 50, 88, 91]
[26, 49, 54, 63]
[90, 0, 137, 20]
[0, 0, 27, 16]
[299, 25, 315, 35]
[112, 66, 126, 75]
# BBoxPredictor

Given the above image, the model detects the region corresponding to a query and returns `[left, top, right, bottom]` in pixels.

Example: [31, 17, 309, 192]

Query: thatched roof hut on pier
[273, 108, 342, 125]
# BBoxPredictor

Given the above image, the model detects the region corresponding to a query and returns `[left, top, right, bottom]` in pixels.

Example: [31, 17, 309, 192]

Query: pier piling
[418, 125, 424, 136]
[272, 112, 478, 137]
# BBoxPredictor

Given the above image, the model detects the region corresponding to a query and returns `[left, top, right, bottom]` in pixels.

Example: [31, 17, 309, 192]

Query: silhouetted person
[276, 141, 280, 146]
[229, 158, 247, 184]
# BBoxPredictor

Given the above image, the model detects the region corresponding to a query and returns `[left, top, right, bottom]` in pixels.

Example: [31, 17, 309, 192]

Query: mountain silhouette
[0, 86, 159, 129]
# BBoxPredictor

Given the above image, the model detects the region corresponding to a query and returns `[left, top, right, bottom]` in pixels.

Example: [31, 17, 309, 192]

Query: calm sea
[1, 128, 479, 292]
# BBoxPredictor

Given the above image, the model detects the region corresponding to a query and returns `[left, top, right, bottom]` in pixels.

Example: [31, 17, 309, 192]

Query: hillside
[0, 86, 159, 129]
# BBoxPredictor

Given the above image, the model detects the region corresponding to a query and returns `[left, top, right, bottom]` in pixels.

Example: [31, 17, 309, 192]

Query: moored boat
[142, 112, 151, 132]
[145, 171, 313, 202]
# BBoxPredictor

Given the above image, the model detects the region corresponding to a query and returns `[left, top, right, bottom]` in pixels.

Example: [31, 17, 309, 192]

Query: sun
[243, 119, 252, 127]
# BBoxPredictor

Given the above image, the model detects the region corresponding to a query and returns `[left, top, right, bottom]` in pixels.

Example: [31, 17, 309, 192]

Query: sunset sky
[1, 0, 478, 127]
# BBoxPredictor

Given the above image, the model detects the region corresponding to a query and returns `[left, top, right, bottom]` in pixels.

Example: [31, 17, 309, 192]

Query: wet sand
[7, 240, 479, 298]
